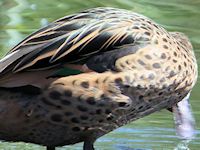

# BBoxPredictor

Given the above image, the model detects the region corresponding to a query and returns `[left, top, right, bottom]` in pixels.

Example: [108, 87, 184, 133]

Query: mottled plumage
[0, 7, 198, 150]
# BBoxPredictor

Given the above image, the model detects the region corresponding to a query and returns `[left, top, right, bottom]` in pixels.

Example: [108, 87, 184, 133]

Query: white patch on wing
[0, 50, 19, 72]
[0, 50, 19, 63]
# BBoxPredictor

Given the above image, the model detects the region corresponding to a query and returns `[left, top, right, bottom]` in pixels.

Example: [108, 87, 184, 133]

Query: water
[0, 0, 200, 149]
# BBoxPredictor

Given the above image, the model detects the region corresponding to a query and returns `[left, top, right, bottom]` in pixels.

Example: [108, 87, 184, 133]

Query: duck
[0, 7, 198, 150]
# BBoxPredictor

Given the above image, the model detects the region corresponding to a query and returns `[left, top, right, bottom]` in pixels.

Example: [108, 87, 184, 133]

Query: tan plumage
[0, 7, 198, 150]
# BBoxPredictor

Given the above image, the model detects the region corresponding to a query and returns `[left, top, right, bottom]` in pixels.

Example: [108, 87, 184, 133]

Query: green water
[0, 0, 200, 149]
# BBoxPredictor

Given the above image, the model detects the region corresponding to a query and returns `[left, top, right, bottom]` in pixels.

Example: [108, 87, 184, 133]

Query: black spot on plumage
[71, 117, 80, 123]
[72, 127, 81, 132]
[61, 100, 71, 105]
[141, 26, 148, 30]
[144, 54, 152, 60]
[132, 26, 139, 29]
[174, 52, 177, 57]
[159, 78, 165, 83]
[51, 114, 62, 122]
[137, 59, 146, 66]
[81, 81, 89, 88]
[147, 21, 152, 24]
[98, 103, 105, 107]
[178, 65, 182, 71]
[161, 53, 166, 59]
[98, 119, 104, 123]
[107, 116, 114, 121]
[162, 38, 168, 42]
[64, 90, 72, 97]
[105, 109, 111, 114]
[156, 31, 160, 35]
[49, 91, 61, 100]
[118, 102, 127, 107]
[152, 63, 161, 68]
[138, 95, 144, 100]
[144, 31, 150, 36]
[77, 105, 88, 112]
[96, 109, 102, 114]
[65, 112, 73, 116]
[115, 77, 123, 84]
[101, 94, 111, 101]
[125, 60, 130, 65]
[163, 45, 168, 49]
[154, 39, 158, 44]
[140, 75, 144, 79]
[184, 62, 187, 67]
[41, 97, 59, 108]
[138, 106, 143, 110]
[87, 97, 96, 105]
[169, 71, 176, 77]
[80, 115, 88, 120]
[153, 24, 159, 29]
[148, 73, 155, 80]
[103, 77, 109, 83]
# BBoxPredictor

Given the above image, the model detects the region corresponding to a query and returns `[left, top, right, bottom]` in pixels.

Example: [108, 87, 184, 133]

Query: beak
[172, 93, 196, 140]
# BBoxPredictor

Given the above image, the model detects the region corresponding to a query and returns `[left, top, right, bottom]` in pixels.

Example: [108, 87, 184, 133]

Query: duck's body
[0, 7, 197, 150]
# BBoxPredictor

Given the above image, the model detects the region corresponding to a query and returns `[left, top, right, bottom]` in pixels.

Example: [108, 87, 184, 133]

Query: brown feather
[0, 8, 149, 75]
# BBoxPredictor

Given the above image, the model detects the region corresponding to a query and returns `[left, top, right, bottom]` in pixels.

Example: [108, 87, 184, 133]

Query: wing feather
[0, 7, 152, 75]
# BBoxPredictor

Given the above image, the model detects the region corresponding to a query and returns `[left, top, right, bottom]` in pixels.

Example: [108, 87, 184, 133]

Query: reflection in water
[0, 0, 200, 150]
[173, 94, 195, 140]
[174, 140, 191, 150]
